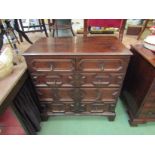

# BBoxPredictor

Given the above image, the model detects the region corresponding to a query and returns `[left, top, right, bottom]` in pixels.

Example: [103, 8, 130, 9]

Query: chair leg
[119, 19, 126, 42]
[5, 33, 13, 48]
[56, 28, 58, 37]
[41, 19, 48, 37]
[84, 19, 88, 37]
[52, 28, 55, 37]
[38, 19, 43, 32]
[70, 26, 75, 36]
[12, 30, 20, 44]
[48, 19, 52, 32]
[119, 30, 124, 42]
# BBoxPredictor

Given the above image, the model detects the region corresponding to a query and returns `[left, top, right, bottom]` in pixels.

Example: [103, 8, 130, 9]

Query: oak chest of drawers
[122, 45, 155, 126]
[23, 36, 132, 121]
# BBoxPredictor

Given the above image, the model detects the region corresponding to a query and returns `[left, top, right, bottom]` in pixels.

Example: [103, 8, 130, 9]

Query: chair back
[84, 19, 126, 41]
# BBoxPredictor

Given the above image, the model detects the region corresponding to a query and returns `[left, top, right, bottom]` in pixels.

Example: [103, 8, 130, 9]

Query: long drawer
[41, 101, 116, 114]
[27, 57, 129, 73]
[36, 87, 120, 102]
[31, 72, 125, 88]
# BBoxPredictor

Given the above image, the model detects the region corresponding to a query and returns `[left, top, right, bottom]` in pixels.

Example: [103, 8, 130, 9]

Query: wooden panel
[121, 45, 155, 125]
[23, 37, 132, 56]
[42, 101, 115, 114]
[29, 59, 75, 72]
[31, 72, 124, 88]
[36, 88, 120, 102]
[78, 58, 127, 72]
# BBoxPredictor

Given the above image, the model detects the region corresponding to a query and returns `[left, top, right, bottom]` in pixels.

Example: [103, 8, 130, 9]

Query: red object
[87, 19, 123, 28]
[0, 107, 26, 135]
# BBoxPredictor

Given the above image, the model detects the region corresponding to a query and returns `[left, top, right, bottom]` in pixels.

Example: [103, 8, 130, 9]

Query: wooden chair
[18, 19, 48, 41]
[0, 19, 20, 49]
[48, 19, 75, 37]
[84, 19, 127, 41]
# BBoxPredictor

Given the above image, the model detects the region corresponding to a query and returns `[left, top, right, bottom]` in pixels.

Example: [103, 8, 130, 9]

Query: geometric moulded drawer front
[36, 87, 120, 102]
[78, 58, 127, 72]
[31, 72, 124, 88]
[44, 101, 115, 114]
[30, 59, 75, 72]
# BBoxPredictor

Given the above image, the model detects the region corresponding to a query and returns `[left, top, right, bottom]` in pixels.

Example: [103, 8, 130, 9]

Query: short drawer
[36, 87, 120, 102]
[31, 72, 124, 88]
[77, 58, 128, 73]
[28, 58, 75, 72]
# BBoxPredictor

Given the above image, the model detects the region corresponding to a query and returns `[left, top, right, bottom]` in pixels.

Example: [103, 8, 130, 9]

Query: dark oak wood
[121, 44, 155, 126]
[23, 36, 132, 121]
[24, 36, 131, 55]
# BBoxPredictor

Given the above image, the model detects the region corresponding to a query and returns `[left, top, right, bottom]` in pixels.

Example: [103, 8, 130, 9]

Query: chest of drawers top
[23, 36, 132, 56]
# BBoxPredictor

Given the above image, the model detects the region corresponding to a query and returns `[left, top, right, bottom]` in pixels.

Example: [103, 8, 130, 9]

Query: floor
[37, 98, 155, 135]
[5, 21, 154, 135]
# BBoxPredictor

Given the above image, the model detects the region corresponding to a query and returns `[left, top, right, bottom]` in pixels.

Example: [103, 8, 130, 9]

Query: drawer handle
[32, 76, 37, 79]
[99, 63, 104, 71]
[46, 81, 62, 86]
[93, 81, 110, 85]
[68, 75, 86, 79]
[50, 64, 53, 71]
[82, 76, 86, 79]
[68, 76, 72, 80]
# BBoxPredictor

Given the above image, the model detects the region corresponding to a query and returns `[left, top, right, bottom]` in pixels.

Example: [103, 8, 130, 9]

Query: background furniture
[0, 62, 42, 134]
[14, 19, 33, 44]
[23, 36, 132, 121]
[48, 19, 75, 37]
[126, 25, 142, 35]
[0, 19, 20, 49]
[84, 19, 126, 41]
[137, 19, 154, 40]
[122, 44, 155, 126]
[18, 19, 48, 41]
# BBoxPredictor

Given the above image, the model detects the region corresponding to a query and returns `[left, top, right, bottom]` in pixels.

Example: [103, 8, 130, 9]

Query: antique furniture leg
[38, 19, 43, 32]
[108, 115, 116, 121]
[48, 19, 52, 32]
[14, 19, 33, 44]
[41, 19, 48, 37]
[70, 25, 75, 36]
[119, 19, 126, 41]
[84, 19, 88, 37]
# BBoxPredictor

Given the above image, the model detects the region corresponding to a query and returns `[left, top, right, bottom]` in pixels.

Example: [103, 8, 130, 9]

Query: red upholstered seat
[84, 19, 126, 41]
[87, 19, 123, 28]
